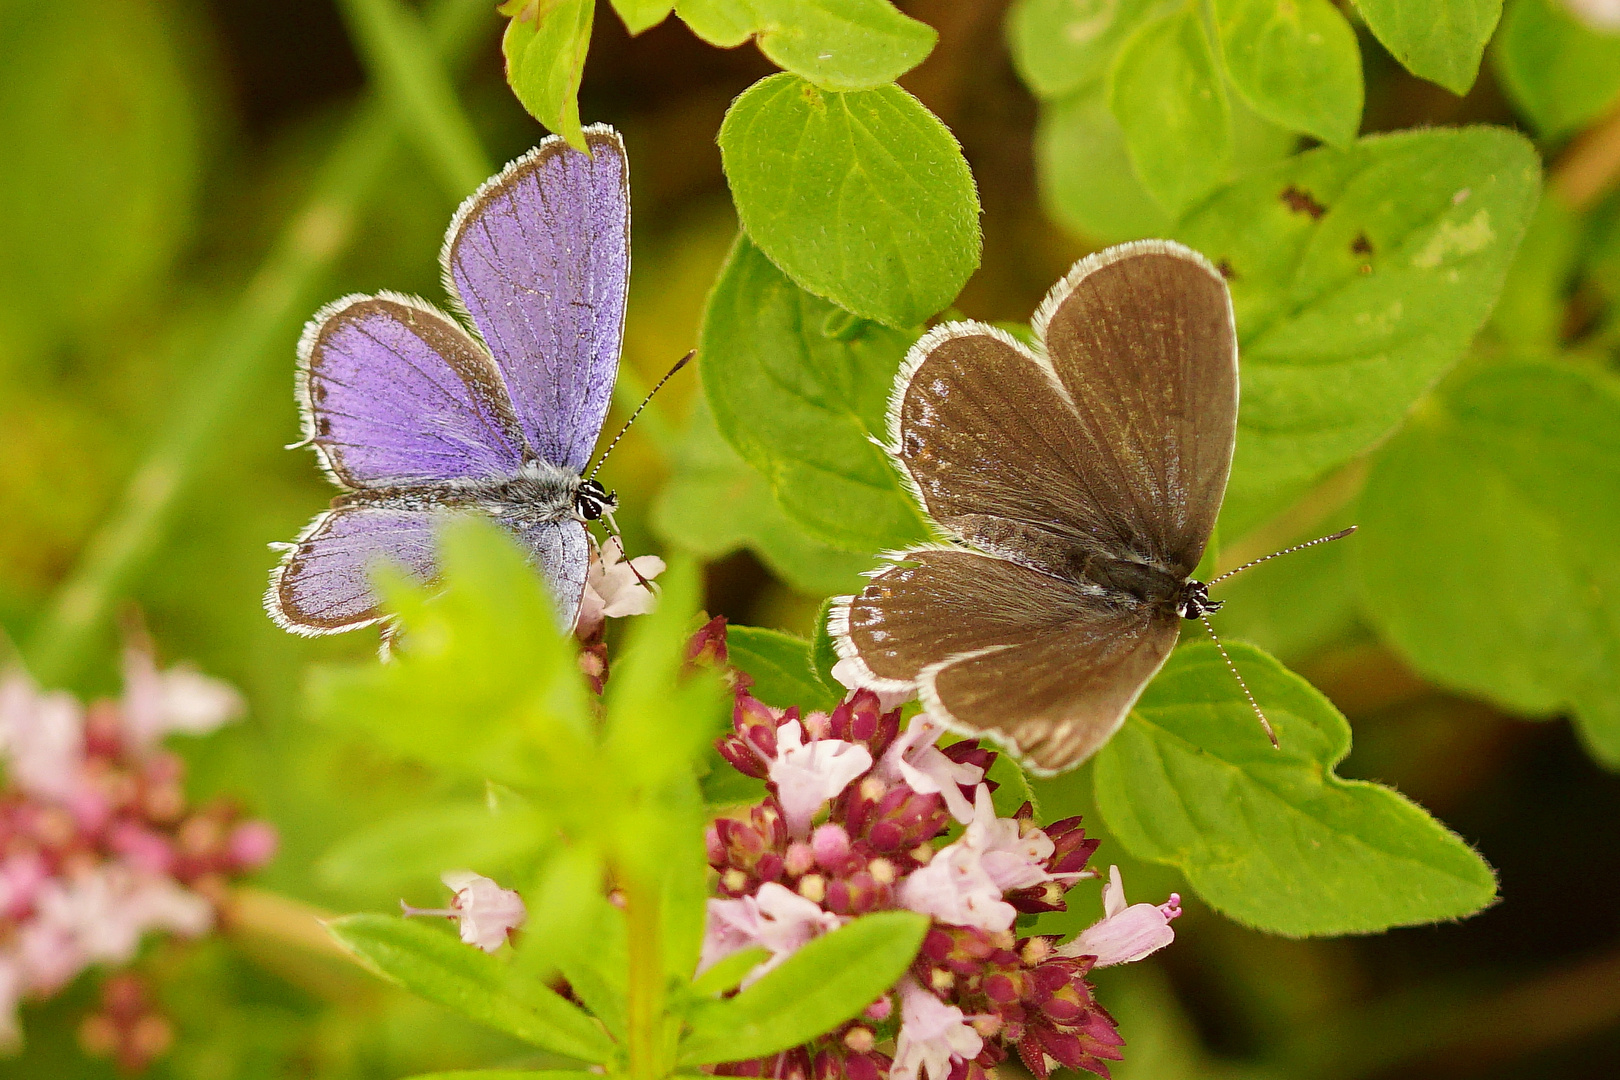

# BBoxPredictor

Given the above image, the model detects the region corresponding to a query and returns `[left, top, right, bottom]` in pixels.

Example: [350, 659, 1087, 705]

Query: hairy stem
[625, 873, 667, 1080]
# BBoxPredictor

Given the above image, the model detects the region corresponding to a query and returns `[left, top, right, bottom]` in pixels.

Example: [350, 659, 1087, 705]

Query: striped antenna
[1198, 613, 1278, 748]
[588, 351, 694, 481]
[1209, 526, 1357, 586]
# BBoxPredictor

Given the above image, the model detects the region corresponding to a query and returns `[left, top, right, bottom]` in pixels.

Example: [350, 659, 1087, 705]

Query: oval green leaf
[502, 0, 595, 150]
[719, 73, 981, 328]
[1350, 0, 1501, 95]
[677, 0, 936, 90]
[1358, 361, 1620, 767]
[1174, 126, 1541, 538]
[1494, 0, 1620, 138]
[1216, 0, 1363, 147]
[1108, 8, 1232, 216]
[651, 395, 871, 595]
[699, 234, 929, 553]
[1007, 0, 1176, 99]
[1094, 643, 1498, 935]
[327, 914, 617, 1063]
[727, 625, 842, 712]
[677, 910, 928, 1064]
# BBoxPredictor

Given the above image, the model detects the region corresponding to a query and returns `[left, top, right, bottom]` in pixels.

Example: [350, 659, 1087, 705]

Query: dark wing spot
[1280, 185, 1327, 219]
[1216, 258, 1238, 281]
[1351, 232, 1374, 256]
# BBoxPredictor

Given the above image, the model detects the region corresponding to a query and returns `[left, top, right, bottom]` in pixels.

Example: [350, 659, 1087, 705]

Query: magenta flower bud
[862, 785, 949, 854]
[108, 822, 178, 875]
[811, 823, 853, 872]
[864, 994, 893, 1022]
[784, 841, 816, 877]
[685, 615, 730, 668]
[226, 820, 278, 870]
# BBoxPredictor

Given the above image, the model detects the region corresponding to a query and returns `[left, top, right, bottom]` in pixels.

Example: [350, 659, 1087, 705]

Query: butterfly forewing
[443, 125, 629, 474]
[299, 294, 528, 489]
[1034, 241, 1237, 577]
[836, 241, 1239, 773]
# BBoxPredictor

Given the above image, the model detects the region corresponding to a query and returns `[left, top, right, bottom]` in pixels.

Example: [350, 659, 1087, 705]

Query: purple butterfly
[265, 125, 630, 635]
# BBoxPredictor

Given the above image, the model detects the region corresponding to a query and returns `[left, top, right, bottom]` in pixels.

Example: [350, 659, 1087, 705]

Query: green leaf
[1036, 86, 1173, 244]
[1203, 514, 1361, 663]
[503, 0, 595, 150]
[1109, 8, 1232, 216]
[1007, 0, 1176, 99]
[327, 915, 617, 1062]
[610, 0, 675, 34]
[699, 234, 929, 554]
[1174, 126, 1542, 537]
[651, 395, 871, 596]
[719, 74, 981, 328]
[1035, 80, 1293, 245]
[676, 0, 936, 89]
[1350, 0, 1502, 95]
[687, 947, 770, 998]
[317, 800, 551, 901]
[727, 626, 841, 712]
[1358, 361, 1620, 766]
[307, 518, 594, 791]
[678, 911, 928, 1064]
[811, 599, 844, 697]
[1094, 643, 1498, 935]
[1216, 0, 1363, 147]
[1494, 0, 1620, 137]
[603, 559, 727, 784]
[0, 1, 200, 350]
[1489, 194, 1584, 348]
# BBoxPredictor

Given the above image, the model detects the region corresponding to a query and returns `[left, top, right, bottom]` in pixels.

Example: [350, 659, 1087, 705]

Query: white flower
[442, 871, 527, 952]
[121, 648, 244, 748]
[830, 657, 914, 712]
[768, 720, 873, 837]
[896, 836, 1015, 931]
[897, 785, 1053, 932]
[960, 784, 1069, 892]
[697, 881, 844, 986]
[575, 537, 666, 638]
[1565, 0, 1620, 32]
[878, 717, 982, 824]
[0, 670, 84, 803]
[1056, 865, 1181, 967]
[891, 976, 983, 1080]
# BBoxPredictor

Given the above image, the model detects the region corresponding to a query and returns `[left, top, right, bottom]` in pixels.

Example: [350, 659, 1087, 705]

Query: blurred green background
[1, 1, 1618, 1078]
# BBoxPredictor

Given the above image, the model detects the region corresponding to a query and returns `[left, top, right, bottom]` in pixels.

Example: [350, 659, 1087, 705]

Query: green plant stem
[23, 0, 494, 687]
[339, 0, 494, 198]
[624, 874, 666, 1080]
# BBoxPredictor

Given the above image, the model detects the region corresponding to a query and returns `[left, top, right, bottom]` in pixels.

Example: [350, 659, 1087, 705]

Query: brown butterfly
[831, 241, 1242, 775]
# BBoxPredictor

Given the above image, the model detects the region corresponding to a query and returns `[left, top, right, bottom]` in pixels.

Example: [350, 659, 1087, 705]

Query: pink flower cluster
[690, 619, 1179, 1080]
[0, 650, 277, 1054]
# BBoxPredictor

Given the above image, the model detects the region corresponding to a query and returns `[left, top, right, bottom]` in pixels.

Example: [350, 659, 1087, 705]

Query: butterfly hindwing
[833, 548, 1179, 773]
[268, 503, 448, 635]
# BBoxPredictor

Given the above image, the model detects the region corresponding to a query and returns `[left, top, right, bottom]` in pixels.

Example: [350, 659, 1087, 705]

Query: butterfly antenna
[588, 350, 694, 482]
[1208, 526, 1357, 586]
[1198, 613, 1278, 748]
